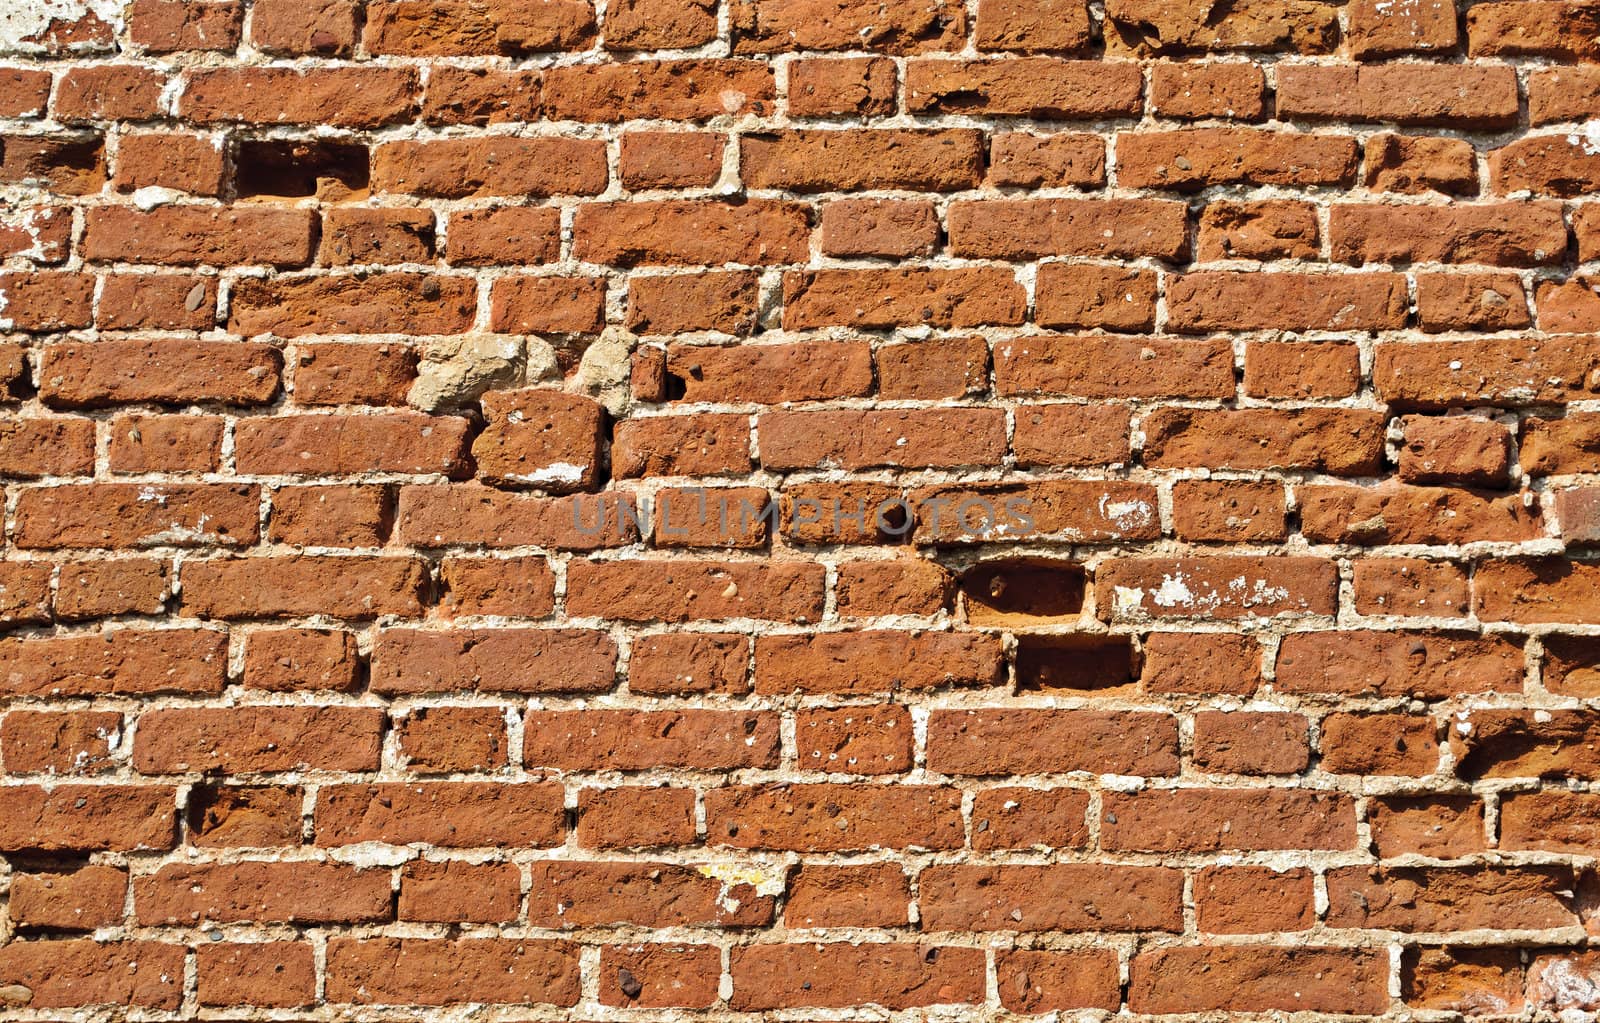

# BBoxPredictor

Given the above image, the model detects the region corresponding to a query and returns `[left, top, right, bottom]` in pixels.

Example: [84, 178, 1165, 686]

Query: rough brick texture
[0, 0, 1598, 1018]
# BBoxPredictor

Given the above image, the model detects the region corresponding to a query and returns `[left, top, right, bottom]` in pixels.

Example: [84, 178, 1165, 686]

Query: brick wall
[1, 0, 1599, 1016]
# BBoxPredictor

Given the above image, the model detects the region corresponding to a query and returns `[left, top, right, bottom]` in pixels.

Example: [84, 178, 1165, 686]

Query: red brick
[425, 67, 542, 125]
[316, 782, 565, 847]
[706, 783, 964, 851]
[0, 562, 52, 626]
[972, 786, 1089, 850]
[14, 482, 258, 551]
[906, 58, 1141, 118]
[1331, 202, 1567, 267]
[96, 274, 215, 331]
[928, 709, 1178, 775]
[948, 198, 1187, 260]
[135, 860, 390, 924]
[600, 944, 720, 1007]
[578, 786, 697, 848]
[371, 627, 617, 694]
[187, 785, 304, 847]
[400, 860, 519, 922]
[1195, 866, 1315, 933]
[1197, 200, 1319, 260]
[395, 705, 507, 773]
[629, 633, 750, 694]
[363, 0, 595, 54]
[1530, 67, 1600, 125]
[1493, 134, 1600, 197]
[251, 0, 359, 55]
[1193, 711, 1309, 775]
[996, 335, 1230, 397]
[783, 267, 1026, 328]
[1150, 61, 1266, 119]
[542, 60, 773, 121]
[0, 69, 51, 117]
[567, 559, 824, 622]
[998, 949, 1119, 1012]
[1130, 947, 1388, 1015]
[820, 199, 939, 258]
[197, 942, 316, 1008]
[1346, 0, 1457, 57]
[1097, 557, 1338, 621]
[55, 65, 165, 122]
[528, 860, 775, 927]
[606, 0, 717, 48]
[629, 272, 760, 335]
[1104, 0, 1339, 55]
[728, 943, 984, 1010]
[128, 0, 242, 51]
[1117, 128, 1359, 190]
[1167, 271, 1407, 331]
[1468, 1, 1600, 62]
[181, 555, 428, 619]
[1, 710, 122, 774]
[243, 628, 361, 691]
[1377, 337, 1600, 410]
[1013, 405, 1131, 467]
[396, 485, 639, 549]
[0, 205, 69, 263]
[575, 199, 808, 266]
[877, 335, 989, 399]
[1371, 794, 1486, 858]
[988, 131, 1105, 187]
[1298, 483, 1539, 545]
[41, 340, 280, 409]
[1102, 789, 1356, 852]
[1417, 272, 1531, 332]
[1275, 631, 1523, 698]
[0, 418, 93, 477]
[0, 939, 184, 1009]
[620, 130, 723, 189]
[1365, 133, 1478, 195]
[0, 628, 225, 698]
[1243, 341, 1360, 399]
[975, 0, 1090, 51]
[0, 784, 177, 852]
[446, 207, 560, 265]
[785, 864, 910, 927]
[787, 57, 896, 116]
[0, 270, 93, 329]
[525, 709, 779, 770]
[922, 863, 1182, 931]
[439, 556, 555, 617]
[0, 133, 105, 195]
[133, 706, 384, 774]
[796, 705, 913, 774]
[1142, 408, 1386, 475]
[84, 206, 315, 268]
[756, 631, 1001, 694]
[1327, 865, 1578, 932]
[742, 129, 983, 192]
[235, 413, 471, 476]
[732, 0, 965, 54]
[181, 67, 417, 127]
[1352, 559, 1471, 618]
[10, 865, 126, 931]
[1320, 712, 1441, 775]
[325, 937, 579, 1006]
[1278, 64, 1519, 128]
[1407, 947, 1524, 1015]
[373, 137, 607, 197]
